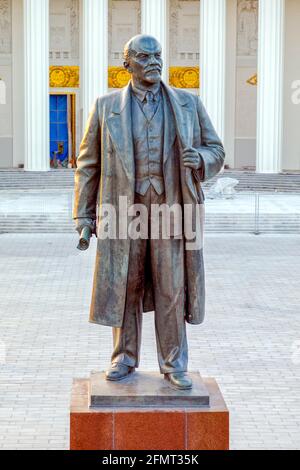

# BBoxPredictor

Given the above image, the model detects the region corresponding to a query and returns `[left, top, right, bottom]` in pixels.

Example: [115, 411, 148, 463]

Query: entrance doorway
[49, 93, 76, 168]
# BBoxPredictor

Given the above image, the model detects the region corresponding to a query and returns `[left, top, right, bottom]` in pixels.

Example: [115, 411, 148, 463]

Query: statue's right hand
[75, 217, 95, 235]
[75, 218, 96, 251]
[77, 226, 93, 251]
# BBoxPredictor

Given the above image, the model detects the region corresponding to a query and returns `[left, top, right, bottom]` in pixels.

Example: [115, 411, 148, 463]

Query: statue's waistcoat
[132, 93, 165, 196]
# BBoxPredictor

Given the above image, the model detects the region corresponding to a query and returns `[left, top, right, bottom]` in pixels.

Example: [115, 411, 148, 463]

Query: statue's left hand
[182, 147, 202, 171]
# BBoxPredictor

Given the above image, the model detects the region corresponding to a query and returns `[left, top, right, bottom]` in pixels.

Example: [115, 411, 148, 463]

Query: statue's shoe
[105, 363, 135, 381]
[164, 372, 193, 390]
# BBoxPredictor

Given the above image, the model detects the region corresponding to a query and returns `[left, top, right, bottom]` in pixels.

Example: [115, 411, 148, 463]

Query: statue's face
[125, 36, 163, 85]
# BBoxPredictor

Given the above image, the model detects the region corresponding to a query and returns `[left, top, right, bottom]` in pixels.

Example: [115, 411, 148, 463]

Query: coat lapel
[161, 83, 199, 203]
[162, 86, 176, 166]
[106, 83, 135, 184]
[162, 82, 194, 152]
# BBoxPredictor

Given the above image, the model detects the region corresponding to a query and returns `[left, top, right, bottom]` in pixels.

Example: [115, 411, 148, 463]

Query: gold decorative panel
[50, 66, 80, 88]
[108, 67, 131, 88]
[49, 66, 201, 89]
[169, 67, 199, 89]
[108, 66, 200, 89]
[247, 74, 257, 86]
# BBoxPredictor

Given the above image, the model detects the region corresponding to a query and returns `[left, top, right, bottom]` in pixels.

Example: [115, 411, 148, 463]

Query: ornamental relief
[0, 0, 12, 54]
[169, 67, 199, 89]
[237, 0, 258, 57]
[49, 66, 79, 88]
[247, 74, 257, 86]
[169, 0, 199, 64]
[108, 0, 141, 64]
[107, 66, 199, 89]
[50, 0, 79, 60]
[69, 0, 79, 59]
[50, 66, 199, 89]
[108, 67, 131, 88]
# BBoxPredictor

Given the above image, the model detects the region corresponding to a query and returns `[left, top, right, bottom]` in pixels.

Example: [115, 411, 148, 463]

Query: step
[0, 169, 300, 192]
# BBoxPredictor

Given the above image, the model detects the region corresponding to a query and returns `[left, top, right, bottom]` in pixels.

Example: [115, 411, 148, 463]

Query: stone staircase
[0, 189, 74, 233]
[0, 213, 74, 233]
[0, 169, 299, 234]
[0, 169, 75, 190]
[205, 214, 300, 233]
[1, 212, 299, 233]
[203, 170, 300, 193]
[0, 169, 299, 192]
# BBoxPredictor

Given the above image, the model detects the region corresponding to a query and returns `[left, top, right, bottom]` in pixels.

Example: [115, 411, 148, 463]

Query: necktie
[143, 91, 156, 122]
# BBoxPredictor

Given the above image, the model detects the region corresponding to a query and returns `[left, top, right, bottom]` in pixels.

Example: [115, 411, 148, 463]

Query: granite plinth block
[89, 371, 210, 408]
[70, 372, 229, 451]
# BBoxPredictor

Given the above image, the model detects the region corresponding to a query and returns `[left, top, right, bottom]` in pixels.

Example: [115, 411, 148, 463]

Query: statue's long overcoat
[73, 82, 225, 327]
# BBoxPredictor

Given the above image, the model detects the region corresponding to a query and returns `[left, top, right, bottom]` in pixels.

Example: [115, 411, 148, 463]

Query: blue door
[50, 95, 69, 168]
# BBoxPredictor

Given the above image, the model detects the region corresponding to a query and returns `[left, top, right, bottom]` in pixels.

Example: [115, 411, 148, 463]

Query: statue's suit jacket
[73, 81, 225, 327]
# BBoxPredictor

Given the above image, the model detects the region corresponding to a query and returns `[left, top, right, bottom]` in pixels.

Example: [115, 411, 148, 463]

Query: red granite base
[70, 377, 229, 451]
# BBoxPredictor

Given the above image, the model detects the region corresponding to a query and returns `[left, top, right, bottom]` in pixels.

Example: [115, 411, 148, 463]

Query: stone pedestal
[70, 372, 229, 451]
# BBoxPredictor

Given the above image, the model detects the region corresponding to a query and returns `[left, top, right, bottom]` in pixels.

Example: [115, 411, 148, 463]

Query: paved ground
[0, 233, 299, 450]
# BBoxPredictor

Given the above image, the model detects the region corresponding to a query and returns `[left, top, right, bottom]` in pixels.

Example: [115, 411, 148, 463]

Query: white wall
[0, 62, 12, 167]
[283, 0, 300, 171]
[12, 0, 25, 168]
[224, 0, 237, 168]
[235, 61, 257, 169]
[0, 0, 13, 168]
[234, 0, 258, 170]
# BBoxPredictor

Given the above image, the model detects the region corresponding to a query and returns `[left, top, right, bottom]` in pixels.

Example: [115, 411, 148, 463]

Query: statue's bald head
[124, 34, 162, 62]
[123, 35, 163, 85]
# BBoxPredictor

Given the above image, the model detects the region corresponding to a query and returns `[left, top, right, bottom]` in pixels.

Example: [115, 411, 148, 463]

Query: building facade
[0, 0, 299, 172]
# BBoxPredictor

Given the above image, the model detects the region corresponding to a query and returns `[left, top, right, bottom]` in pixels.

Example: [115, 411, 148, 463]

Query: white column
[12, 0, 25, 168]
[24, 0, 49, 171]
[224, 0, 237, 169]
[82, 0, 108, 126]
[141, 0, 168, 83]
[256, 0, 285, 173]
[200, 0, 226, 141]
